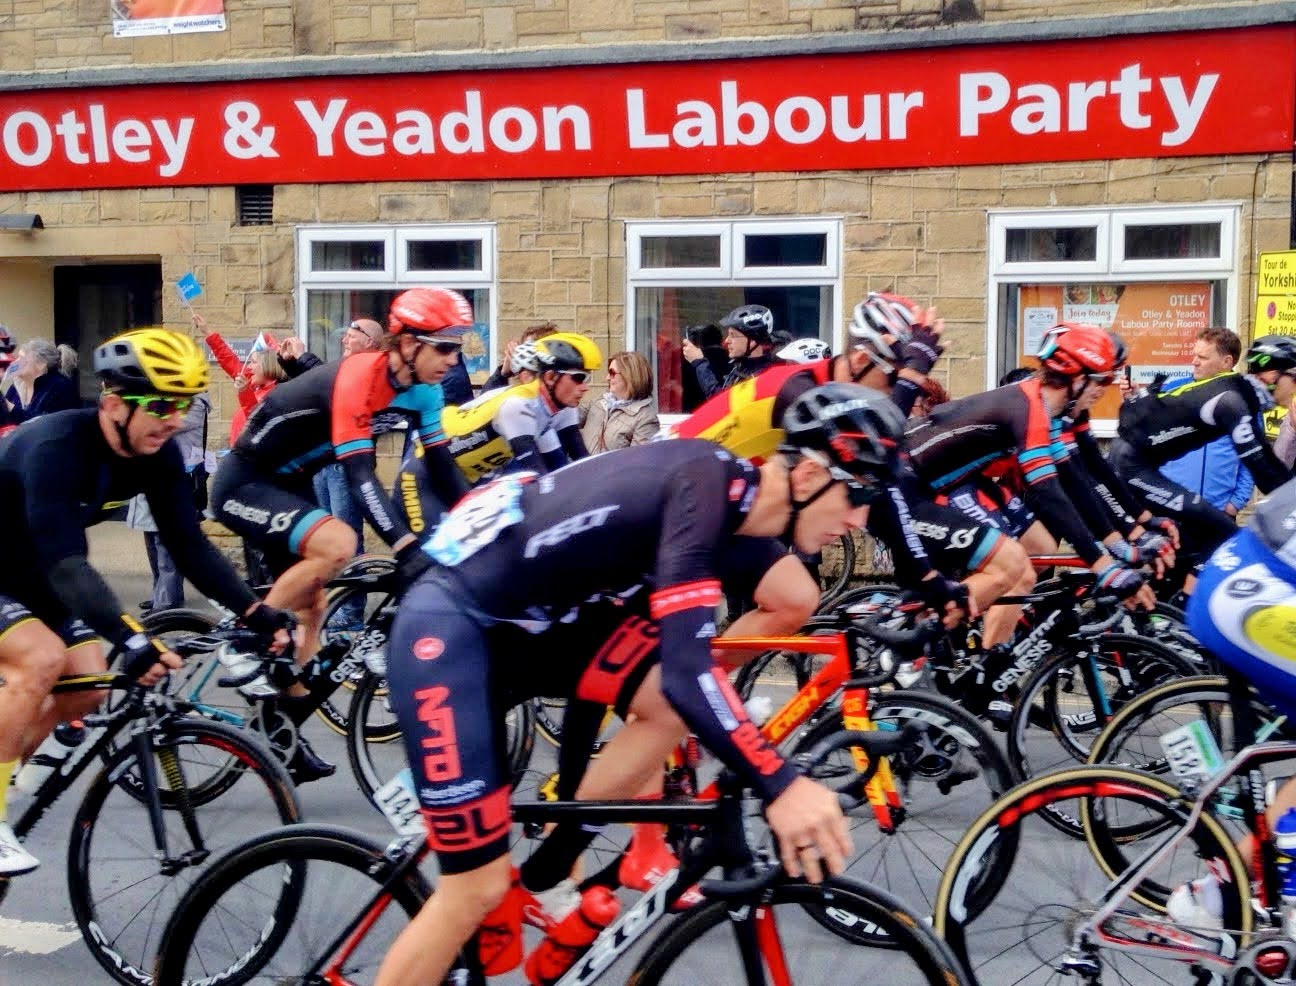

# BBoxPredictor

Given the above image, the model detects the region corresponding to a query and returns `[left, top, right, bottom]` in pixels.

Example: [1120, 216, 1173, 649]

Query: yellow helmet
[535, 332, 603, 372]
[95, 328, 209, 396]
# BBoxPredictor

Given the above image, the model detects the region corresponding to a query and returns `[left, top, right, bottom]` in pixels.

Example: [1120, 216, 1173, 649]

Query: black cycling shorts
[908, 498, 1008, 577]
[210, 452, 332, 574]
[1107, 438, 1237, 565]
[0, 595, 96, 649]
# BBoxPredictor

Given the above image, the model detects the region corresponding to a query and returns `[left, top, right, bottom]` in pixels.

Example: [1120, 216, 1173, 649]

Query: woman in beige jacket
[580, 350, 659, 453]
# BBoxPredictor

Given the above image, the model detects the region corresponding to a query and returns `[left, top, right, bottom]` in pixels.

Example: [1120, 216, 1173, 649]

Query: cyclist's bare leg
[1018, 521, 1057, 556]
[962, 536, 1023, 616]
[0, 621, 68, 766]
[575, 665, 688, 800]
[717, 555, 820, 669]
[981, 536, 1035, 649]
[375, 854, 513, 986]
[21, 640, 105, 757]
[261, 518, 356, 697]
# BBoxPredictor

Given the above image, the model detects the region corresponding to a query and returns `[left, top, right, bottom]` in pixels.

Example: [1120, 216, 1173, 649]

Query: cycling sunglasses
[557, 370, 590, 384]
[830, 465, 884, 507]
[119, 394, 193, 418]
[411, 334, 463, 355]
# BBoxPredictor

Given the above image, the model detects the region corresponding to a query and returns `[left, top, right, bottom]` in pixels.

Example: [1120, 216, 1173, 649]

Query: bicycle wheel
[933, 765, 1251, 985]
[346, 670, 536, 806]
[70, 717, 299, 986]
[1086, 675, 1293, 843]
[152, 824, 430, 986]
[791, 689, 1014, 940]
[815, 531, 858, 605]
[1008, 636, 1197, 833]
[631, 877, 971, 985]
[315, 571, 398, 736]
[147, 608, 260, 732]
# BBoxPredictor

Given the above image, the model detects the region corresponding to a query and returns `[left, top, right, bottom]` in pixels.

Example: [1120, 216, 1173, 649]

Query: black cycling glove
[242, 602, 297, 638]
[918, 574, 968, 611]
[395, 540, 434, 590]
[1095, 561, 1146, 600]
[120, 632, 171, 680]
[902, 324, 944, 376]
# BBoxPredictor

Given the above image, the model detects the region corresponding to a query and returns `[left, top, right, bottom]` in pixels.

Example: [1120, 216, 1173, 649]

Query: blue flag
[176, 272, 203, 303]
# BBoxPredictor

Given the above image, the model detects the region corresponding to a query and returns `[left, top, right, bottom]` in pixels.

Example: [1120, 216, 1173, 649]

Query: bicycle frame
[1079, 739, 1296, 974]
[711, 632, 903, 830]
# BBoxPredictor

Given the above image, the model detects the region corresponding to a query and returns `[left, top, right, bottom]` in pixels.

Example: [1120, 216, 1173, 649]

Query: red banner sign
[0, 24, 1291, 191]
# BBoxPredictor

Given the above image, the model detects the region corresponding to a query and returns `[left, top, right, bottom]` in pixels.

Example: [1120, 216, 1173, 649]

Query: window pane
[743, 233, 827, 267]
[640, 235, 722, 269]
[305, 287, 492, 386]
[407, 239, 483, 272]
[637, 284, 829, 414]
[1123, 223, 1222, 260]
[310, 240, 386, 272]
[1005, 227, 1097, 262]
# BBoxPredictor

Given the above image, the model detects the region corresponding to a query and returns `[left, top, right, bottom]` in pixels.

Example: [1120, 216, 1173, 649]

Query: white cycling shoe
[0, 821, 39, 875]
[1167, 875, 1224, 931]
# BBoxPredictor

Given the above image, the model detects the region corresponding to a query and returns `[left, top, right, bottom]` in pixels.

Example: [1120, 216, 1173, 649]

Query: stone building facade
[0, 0, 1291, 442]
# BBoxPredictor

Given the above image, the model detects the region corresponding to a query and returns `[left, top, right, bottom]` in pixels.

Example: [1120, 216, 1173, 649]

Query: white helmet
[849, 292, 918, 363]
[510, 340, 543, 375]
[777, 338, 831, 364]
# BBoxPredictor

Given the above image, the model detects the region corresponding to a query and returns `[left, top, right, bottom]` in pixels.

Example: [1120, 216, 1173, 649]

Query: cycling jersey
[0, 408, 256, 649]
[222, 353, 462, 551]
[674, 358, 1001, 579]
[905, 379, 1104, 564]
[1117, 372, 1289, 491]
[386, 441, 796, 869]
[441, 380, 586, 482]
[1189, 478, 1296, 717]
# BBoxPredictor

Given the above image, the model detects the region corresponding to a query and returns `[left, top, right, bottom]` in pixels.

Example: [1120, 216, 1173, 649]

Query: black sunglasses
[828, 465, 883, 507]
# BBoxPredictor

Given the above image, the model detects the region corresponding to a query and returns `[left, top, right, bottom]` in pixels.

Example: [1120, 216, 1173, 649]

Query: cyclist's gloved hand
[1133, 530, 1173, 560]
[918, 574, 968, 610]
[242, 602, 296, 637]
[1095, 561, 1146, 600]
[901, 324, 944, 376]
[1104, 539, 1139, 565]
[1145, 515, 1178, 540]
[395, 541, 434, 590]
[120, 632, 174, 680]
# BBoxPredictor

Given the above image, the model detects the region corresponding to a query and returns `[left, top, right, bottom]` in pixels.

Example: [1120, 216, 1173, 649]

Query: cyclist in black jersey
[906, 323, 1149, 648]
[375, 385, 904, 986]
[1108, 333, 1296, 582]
[211, 288, 470, 781]
[0, 329, 293, 874]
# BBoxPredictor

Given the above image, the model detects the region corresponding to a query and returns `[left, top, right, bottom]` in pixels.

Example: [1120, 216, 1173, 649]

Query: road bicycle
[152, 728, 973, 986]
[933, 668, 1296, 984]
[1, 647, 298, 986]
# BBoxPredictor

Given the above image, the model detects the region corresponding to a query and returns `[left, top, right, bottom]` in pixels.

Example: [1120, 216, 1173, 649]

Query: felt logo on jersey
[221, 498, 270, 525]
[414, 637, 445, 661]
[523, 505, 619, 558]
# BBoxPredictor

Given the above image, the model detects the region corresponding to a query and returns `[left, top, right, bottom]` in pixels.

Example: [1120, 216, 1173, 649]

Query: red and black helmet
[1037, 322, 1116, 377]
[388, 288, 474, 341]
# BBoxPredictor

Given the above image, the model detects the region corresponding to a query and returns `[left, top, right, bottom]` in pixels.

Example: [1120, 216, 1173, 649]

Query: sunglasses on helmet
[119, 394, 193, 418]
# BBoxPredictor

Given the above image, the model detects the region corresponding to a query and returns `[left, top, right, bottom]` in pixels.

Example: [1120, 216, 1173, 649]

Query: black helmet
[780, 383, 903, 483]
[719, 305, 774, 345]
[1248, 335, 1296, 374]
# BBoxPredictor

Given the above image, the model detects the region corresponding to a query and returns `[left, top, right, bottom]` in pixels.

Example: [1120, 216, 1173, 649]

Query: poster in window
[110, 0, 226, 37]
[1017, 282, 1211, 420]
[460, 322, 491, 386]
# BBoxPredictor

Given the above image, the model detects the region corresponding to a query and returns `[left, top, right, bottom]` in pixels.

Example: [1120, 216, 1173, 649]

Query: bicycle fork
[841, 686, 903, 833]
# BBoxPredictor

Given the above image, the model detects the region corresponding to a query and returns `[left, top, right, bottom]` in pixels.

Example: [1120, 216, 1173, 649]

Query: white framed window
[626, 217, 842, 415]
[988, 205, 1240, 436]
[296, 223, 496, 385]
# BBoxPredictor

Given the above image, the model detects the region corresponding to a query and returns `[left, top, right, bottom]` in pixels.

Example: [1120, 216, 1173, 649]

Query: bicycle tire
[152, 824, 431, 986]
[791, 688, 1015, 940]
[70, 717, 299, 986]
[631, 877, 971, 986]
[346, 670, 536, 806]
[1007, 635, 1198, 837]
[933, 765, 1251, 984]
[314, 576, 397, 736]
[815, 531, 858, 606]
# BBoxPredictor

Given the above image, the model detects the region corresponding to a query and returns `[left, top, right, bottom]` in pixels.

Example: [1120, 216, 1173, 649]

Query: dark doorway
[54, 263, 163, 400]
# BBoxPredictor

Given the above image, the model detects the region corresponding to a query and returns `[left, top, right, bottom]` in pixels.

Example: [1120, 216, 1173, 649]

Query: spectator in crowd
[481, 322, 559, 394]
[128, 393, 213, 611]
[911, 376, 950, 418]
[4, 339, 81, 421]
[196, 314, 286, 446]
[1275, 399, 1296, 469]
[276, 334, 324, 379]
[679, 323, 728, 411]
[1160, 327, 1254, 517]
[580, 351, 659, 453]
[681, 304, 778, 400]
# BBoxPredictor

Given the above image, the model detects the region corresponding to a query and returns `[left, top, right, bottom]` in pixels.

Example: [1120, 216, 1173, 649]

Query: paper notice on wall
[111, 0, 226, 37]
[1022, 307, 1058, 358]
